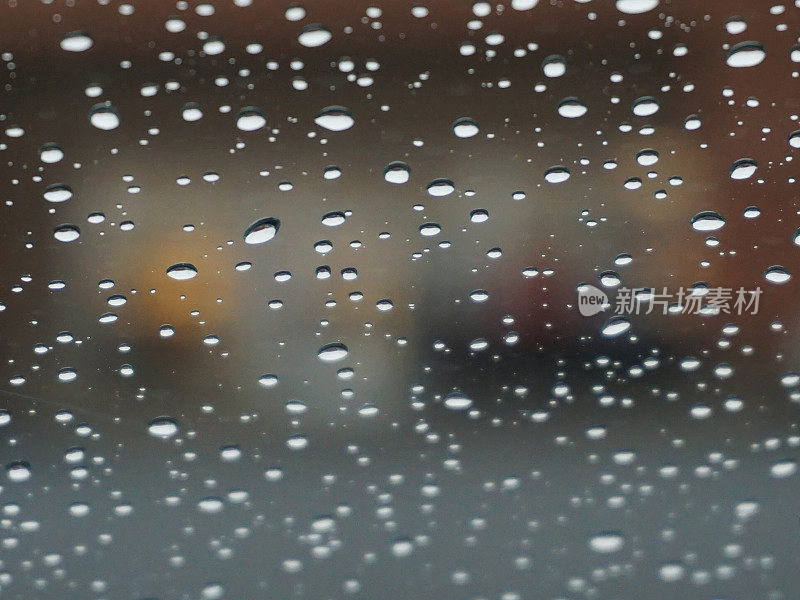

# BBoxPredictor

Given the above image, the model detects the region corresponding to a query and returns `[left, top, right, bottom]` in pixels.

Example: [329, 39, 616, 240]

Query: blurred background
[0, 1, 799, 598]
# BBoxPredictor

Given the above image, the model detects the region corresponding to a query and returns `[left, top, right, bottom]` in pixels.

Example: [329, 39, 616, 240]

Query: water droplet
[544, 166, 570, 183]
[6, 461, 32, 482]
[557, 97, 588, 118]
[298, 24, 332, 47]
[764, 265, 791, 284]
[636, 149, 659, 166]
[691, 211, 725, 232]
[601, 317, 631, 338]
[452, 117, 479, 138]
[726, 41, 766, 67]
[39, 143, 64, 163]
[427, 179, 455, 197]
[89, 104, 120, 130]
[235, 107, 266, 131]
[729, 158, 757, 180]
[243, 217, 280, 244]
[419, 223, 441, 236]
[314, 106, 354, 131]
[181, 102, 204, 122]
[542, 55, 566, 77]
[57, 368, 77, 382]
[588, 532, 625, 553]
[725, 16, 747, 35]
[54, 224, 80, 242]
[770, 460, 797, 478]
[166, 263, 198, 280]
[44, 184, 73, 203]
[202, 36, 225, 55]
[60, 31, 93, 52]
[322, 211, 346, 226]
[391, 538, 414, 557]
[632, 96, 659, 117]
[384, 161, 410, 184]
[147, 417, 179, 439]
[317, 343, 348, 362]
[615, 0, 658, 14]
[444, 393, 473, 410]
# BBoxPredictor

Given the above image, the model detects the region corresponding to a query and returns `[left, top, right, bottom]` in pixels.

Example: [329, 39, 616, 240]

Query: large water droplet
[691, 211, 726, 232]
[384, 161, 410, 184]
[6, 461, 32, 482]
[729, 158, 757, 180]
[147, 417, 179, 439]
[557, 97, 587, 118]
[601, 317, 631, 338]
[764, 265, 791, 284]
[726, 41, 766, 67]
[615, 0, 658, 14]
[54, 224, 80, 242]
[427, 179, 455, 196]
[317, 343, 349, 362]
[166, 263, 198, 280]
[243, 217, 280, 244]
[452, 117, 479, 138]
[39, 143, 64, 163]
[542, 55, 566, 77]
[60, 31, 93, 52]
[314, 106, 354, 131]
[298, 24, 332, 47]
[544, 166, 570, 183]
[632, 96, 659, 117]
[89, 104, 120, 130]
[588, 532, 625, 553]
[235, 107, 266, 131]
[44, 184, 73, 203]
[443, 393, 473, 410]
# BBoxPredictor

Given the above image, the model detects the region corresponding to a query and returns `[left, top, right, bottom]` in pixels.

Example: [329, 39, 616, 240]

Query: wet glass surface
[1, 1, 800, 598]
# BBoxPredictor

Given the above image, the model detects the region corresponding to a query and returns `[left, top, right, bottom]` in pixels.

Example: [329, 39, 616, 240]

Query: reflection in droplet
[730, 158, 757, 180]
[147, 417, 179, 439]
[452, 117, 479, 138]
[314, 106, 354, 131]
[39, 143, 64, 163]
[89, 104, 120, 130]
[588, 532, 625, 553]
[557, 97, 587, 118]
[764, 266, 791, 284]
[541, 55, 566, 77]
[6, 461, 32, 482]
[60, 31, 93, 52]
[384, 161, 410, 184]
[726, 41, 766, 67]
[632, 96, 659, 117]
[544, 166, 570, 183]
[166, 263, 198, 280]
[298, 24, 332, 47]
[54, 224, 80, 242]
[244, 217, 280, 245]
[601, 317, 631, 338]
[317, 343, 348, 362]
[691, 211, 726, 232]
[444, 393, 473, 410]
[427, 179, 455, 197]
[44, 184, 73, 203]
[615, 0, 658, 14]
[235, 107, 266, 131]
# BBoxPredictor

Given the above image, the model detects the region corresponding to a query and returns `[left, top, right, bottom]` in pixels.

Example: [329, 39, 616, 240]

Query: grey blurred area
[1, 1, 799, 599]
